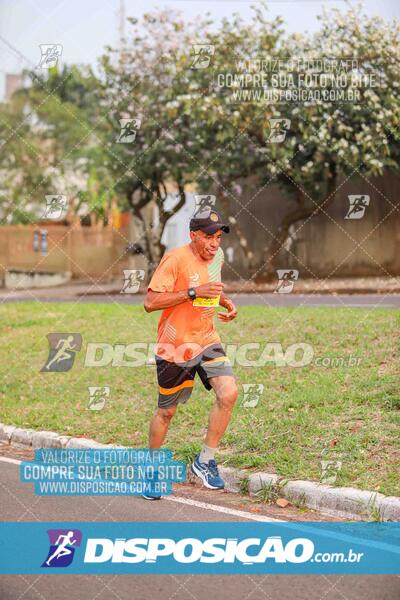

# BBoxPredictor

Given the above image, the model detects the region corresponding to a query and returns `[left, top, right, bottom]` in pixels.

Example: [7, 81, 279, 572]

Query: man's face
[190, 229, 222, 260]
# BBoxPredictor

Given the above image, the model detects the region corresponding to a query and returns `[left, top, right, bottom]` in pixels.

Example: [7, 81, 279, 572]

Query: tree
[0, 91, 53, 223]
[182, 3, 287, 276]
[257, 3, 400, 279]
[2, 2, 399, 282]
[100, 8, 215, 269]
[185, 2, 400, 280]
[0, 64, 112, 225]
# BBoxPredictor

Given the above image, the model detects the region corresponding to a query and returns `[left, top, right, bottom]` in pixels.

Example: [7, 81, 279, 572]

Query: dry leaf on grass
[276, 498, 290, 508]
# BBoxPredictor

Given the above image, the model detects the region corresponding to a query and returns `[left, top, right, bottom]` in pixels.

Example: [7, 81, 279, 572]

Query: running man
[276, 269, 296, 293]
[45, 531, 77, 566]
[45, 335, 77, 370]
[143, 208, 238, 499]
[346, 195, 368, 218]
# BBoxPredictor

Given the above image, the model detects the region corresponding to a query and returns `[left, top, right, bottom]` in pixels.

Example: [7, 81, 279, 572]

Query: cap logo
[210, 212, 219, 222]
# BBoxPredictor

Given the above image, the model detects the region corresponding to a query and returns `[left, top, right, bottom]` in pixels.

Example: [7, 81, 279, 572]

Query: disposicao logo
[83, 536, 314, 564]
[41, 529, 82, 568]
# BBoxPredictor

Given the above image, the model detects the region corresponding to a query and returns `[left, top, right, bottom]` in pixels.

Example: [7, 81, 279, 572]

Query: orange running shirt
[148, 244, 225, 363]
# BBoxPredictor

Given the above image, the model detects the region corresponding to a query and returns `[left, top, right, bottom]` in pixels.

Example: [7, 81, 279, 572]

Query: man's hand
[218, 294, 238, 322]
[194, 282, 225, 298]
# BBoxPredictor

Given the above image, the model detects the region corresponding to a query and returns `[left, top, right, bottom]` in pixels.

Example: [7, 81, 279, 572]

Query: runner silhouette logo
[41, 529, 82, 568]
[41, 333, 82, 372]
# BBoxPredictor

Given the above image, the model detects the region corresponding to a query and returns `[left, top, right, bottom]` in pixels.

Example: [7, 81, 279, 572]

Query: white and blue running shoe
[191, 455, 224, 489]
[142, 490, 161, 501]
[141, 470, 161, 500]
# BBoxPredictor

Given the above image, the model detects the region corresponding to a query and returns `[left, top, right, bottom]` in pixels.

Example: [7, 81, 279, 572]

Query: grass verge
[1, 301, 399, 496]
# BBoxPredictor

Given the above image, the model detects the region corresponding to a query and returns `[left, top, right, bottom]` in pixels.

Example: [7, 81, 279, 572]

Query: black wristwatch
[187, 287, 197, 300]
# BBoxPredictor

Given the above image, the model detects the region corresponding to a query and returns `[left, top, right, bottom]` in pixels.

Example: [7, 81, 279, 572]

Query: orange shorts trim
[203, 356, 230, 365]
[159, 379, 194, 395]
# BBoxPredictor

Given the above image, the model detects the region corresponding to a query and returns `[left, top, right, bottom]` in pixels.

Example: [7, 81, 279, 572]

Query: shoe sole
[191, 463, 224, 490]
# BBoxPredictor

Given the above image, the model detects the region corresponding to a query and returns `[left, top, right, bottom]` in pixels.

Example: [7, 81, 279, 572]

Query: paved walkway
[0, 283, 399, 308]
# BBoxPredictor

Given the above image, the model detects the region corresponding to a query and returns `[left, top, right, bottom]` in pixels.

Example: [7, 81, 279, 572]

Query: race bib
[193, 295, 220, 307]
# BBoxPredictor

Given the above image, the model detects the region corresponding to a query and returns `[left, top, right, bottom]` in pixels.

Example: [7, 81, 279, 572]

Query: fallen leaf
[350, 420, 363, 433]
[276, 498, 290, 508]
[378, 363, 388, 376]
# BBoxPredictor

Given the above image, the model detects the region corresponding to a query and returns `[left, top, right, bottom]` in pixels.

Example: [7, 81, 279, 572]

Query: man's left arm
[218, 291, 238, 322]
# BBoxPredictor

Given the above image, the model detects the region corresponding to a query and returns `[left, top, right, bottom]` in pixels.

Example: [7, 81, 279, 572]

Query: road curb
[1, 423, 399, 521]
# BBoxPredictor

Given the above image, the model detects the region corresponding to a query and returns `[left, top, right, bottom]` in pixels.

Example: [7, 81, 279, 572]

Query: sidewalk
[0, 276, 399, 300]
[224, 276, 400, 295]
[1, 423, 399, 522]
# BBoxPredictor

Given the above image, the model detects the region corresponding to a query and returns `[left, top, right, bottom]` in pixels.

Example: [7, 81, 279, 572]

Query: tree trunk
[127, 188, 155, 274]
[127, 181, 187, 277]
[262, 190, 311, 282]
[261, 164, 337, 282]
[153, 181, 186, 270]
[217, 181, 258, 277]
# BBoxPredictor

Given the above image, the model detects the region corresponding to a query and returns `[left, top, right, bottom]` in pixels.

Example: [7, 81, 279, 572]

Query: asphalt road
[0, 291, 399, 308]
[1, 449, 399, 600]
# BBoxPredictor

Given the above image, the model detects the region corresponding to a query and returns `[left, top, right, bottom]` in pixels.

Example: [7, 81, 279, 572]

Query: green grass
[1, 302, 399, 496]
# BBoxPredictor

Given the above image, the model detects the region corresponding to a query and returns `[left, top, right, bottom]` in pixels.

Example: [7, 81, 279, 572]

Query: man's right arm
[144, 289, 189, 312]
[144, 283, 225, 313]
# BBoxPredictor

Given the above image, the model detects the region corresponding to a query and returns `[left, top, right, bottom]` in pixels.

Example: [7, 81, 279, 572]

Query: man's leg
[143, 356, 194, 501]
[204, 375, 238, 447]
[148, 405, 177, 449]
[142, 405, 177, 500]
[150, 355, 194, 449]
[191, 375, 238, 489]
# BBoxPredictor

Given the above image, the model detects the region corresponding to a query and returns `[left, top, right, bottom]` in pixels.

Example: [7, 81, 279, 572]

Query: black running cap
[190, 210, 230, 234]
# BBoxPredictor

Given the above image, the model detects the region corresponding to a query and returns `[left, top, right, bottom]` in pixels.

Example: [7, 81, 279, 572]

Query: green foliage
[190, 3, 400, 201]
[1, 2, 399, 260]
[0, 64, 110, 224]
[239, 475, 250, 495]
[255, 480, 285, 504]
[173, 443, 201, 464]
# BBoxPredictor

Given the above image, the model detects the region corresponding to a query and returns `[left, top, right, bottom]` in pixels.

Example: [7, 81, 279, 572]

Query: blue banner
[19, 448, 186, 496]
[0, 522, 399, 574]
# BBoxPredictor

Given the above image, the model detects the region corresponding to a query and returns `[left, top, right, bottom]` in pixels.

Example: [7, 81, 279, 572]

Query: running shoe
[142, 491, 161, 500]
[191, 455, 224, 489]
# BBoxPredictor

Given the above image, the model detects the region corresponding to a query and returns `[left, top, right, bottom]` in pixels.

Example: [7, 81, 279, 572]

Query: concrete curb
[1, 423, 399, 521]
